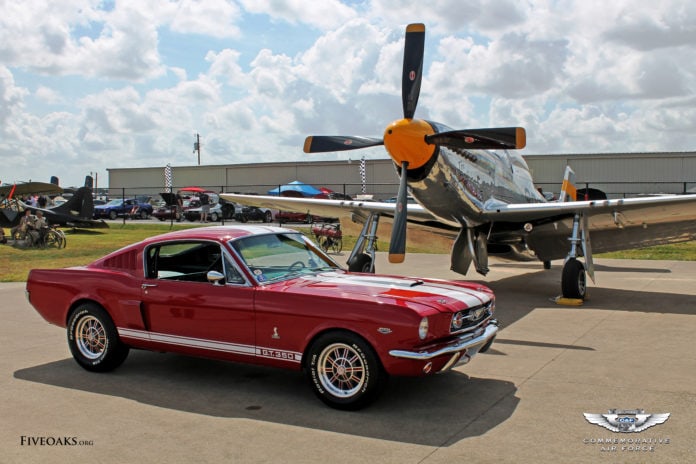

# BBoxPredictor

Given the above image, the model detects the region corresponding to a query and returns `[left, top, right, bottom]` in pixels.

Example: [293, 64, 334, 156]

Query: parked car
[153, 193, 186, 222]
[25, 226, 498, 410]
[235, 206, 273, 223]
[184, 202, 226, 222]
[93, 198, 153, 220]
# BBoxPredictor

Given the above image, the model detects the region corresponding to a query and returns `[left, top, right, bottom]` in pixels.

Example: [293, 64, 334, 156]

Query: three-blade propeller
[303, 23, 525, 265]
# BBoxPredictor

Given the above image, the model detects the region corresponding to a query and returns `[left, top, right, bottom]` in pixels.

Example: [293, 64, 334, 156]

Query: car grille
[450, 300, 494, 334]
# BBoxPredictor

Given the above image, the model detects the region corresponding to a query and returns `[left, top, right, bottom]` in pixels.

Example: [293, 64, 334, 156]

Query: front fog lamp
[418, 317, 429, 340]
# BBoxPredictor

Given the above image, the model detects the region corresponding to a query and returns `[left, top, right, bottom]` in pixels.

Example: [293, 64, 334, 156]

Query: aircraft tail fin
[52, 186, 94, 219]
[558, 165, 577, 202]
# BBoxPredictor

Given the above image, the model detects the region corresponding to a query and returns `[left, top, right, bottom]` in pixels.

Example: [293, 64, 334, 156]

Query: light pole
[193, 133, 201, 165]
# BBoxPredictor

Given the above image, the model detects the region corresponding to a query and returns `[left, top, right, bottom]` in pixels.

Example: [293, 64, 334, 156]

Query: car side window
[224, 255, 245, 285]
[146, 241, 235, 283]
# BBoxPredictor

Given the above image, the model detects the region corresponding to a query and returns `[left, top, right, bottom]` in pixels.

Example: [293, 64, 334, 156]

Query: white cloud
[238, 0, 357, 30]
[2, 1, 696, 186]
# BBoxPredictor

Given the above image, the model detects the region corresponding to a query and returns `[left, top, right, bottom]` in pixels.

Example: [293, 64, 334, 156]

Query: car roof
[91, 225, 299, 269]
[140, 225, 296, 245]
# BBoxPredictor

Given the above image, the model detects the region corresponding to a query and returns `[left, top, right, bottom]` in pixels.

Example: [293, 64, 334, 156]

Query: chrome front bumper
[388, 321, 498, 371]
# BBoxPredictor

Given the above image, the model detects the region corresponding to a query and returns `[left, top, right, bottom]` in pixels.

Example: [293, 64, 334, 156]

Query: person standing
[199, 192, 210, 223]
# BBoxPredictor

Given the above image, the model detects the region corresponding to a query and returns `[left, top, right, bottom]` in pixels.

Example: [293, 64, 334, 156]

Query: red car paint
[26, 225, 497, 408]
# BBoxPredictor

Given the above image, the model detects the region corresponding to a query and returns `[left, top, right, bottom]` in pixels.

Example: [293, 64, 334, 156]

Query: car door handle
[141, 283, 158, 289]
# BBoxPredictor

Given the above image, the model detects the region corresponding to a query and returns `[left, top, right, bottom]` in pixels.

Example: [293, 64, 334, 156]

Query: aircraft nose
[383, 118, 436, 170]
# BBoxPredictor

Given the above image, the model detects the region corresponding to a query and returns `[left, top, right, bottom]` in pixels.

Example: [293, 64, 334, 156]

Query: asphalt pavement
[1, 254, 694, 464]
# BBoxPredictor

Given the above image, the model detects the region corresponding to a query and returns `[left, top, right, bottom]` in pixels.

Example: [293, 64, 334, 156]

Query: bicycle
[26, 225, 67, 249]
[312, 223, 342, 254]
[44, 225, 67, 248]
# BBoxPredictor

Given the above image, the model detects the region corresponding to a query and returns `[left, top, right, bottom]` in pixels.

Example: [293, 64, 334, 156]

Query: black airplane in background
[0, 176, 107, 230]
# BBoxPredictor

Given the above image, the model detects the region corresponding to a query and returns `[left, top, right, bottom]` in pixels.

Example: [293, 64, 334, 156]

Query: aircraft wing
[0, 182, 63, 197]
[484, 193, 696, 260]
[219, 193, 437, 223]
[483, 193, 696, 226]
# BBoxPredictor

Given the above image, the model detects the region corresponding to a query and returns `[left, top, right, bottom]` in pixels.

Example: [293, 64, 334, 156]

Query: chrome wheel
[75, 315, 106, 360]
[317, 342, 366, 399]
[307, 332, 385, 409]
[67, 304, 129, 372]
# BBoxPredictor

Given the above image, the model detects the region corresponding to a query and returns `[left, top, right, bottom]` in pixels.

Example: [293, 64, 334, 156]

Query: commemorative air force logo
[583, 409, 670, 433]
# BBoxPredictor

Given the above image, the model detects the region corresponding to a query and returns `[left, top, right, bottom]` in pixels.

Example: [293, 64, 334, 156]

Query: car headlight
[418, 317, 429, 340]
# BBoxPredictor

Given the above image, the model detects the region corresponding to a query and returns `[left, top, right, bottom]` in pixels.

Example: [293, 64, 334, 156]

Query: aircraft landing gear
[560, 212, 594, 300]
[346, 212, 380, 273]
[561, 258, 586, 299]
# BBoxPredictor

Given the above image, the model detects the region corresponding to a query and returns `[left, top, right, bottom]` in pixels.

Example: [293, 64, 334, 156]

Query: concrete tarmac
[1, 254, 694, 464]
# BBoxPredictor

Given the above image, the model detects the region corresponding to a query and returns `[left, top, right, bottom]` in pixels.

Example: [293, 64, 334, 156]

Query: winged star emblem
[583, 410, 670, 433]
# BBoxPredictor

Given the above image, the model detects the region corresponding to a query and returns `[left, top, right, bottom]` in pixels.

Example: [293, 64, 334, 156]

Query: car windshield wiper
[310, 266, 337, 273]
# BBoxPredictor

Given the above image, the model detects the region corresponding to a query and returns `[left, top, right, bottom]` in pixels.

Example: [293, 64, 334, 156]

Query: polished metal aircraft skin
[221, 23, 696, 299]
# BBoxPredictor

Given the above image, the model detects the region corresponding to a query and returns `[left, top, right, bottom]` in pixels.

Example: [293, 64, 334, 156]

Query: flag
[359, 157, 366, 193]
[164, 164, 173, 193]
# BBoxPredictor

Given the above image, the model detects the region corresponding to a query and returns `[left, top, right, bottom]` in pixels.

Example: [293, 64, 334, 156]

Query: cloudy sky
[2, 0, 695, 187]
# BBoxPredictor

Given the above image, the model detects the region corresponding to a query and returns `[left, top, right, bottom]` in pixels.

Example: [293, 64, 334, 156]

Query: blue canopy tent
[267, 181, 322, 197]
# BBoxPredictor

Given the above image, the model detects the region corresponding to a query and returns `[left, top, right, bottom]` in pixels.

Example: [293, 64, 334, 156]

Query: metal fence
[103, 181, 696, 203]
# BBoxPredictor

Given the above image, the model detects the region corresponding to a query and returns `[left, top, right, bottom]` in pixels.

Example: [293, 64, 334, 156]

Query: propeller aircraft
[1, 176, 108, 230]
[221, 23, 696, 300]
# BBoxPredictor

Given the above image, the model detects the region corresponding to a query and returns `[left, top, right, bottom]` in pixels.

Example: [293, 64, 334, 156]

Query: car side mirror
[207, 270, 225, 285]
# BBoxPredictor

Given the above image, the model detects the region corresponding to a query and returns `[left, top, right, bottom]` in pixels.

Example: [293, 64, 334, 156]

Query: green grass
[2, 223, 695, 282]
[596, 242, 696, 260]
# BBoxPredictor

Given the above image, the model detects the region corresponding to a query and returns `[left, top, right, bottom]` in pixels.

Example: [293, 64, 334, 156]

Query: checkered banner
[359, 157, 366, 193]
[164, 164, 173, 193]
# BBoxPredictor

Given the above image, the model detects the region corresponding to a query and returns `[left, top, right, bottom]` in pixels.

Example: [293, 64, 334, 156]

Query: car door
[140, 240, 257, 363]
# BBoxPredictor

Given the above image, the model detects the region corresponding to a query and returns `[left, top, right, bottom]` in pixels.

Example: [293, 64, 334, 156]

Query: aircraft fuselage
[390, 121, 545, 228]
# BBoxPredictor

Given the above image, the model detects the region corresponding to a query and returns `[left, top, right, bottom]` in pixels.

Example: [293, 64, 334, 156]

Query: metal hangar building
[106, 151, 696, 200]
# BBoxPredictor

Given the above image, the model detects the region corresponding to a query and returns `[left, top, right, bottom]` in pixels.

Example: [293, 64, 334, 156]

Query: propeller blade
[402, 23, 425, 120]
[303, 136, 384, 153]
[425, 127, 526, 150]
[388, 161, 409, 263]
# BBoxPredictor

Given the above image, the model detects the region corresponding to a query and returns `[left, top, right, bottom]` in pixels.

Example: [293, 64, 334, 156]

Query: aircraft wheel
[348, 254, 373, 273]
[561, 258, 586, 299]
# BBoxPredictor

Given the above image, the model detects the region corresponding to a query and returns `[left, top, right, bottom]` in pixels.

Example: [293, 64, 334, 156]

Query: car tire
[109, 210, 118, 220]
[306, 331, 385, 410]
[140, 210, 149, 219]
[264, 211, 273, 223]
[67, 303, 129, 372]
[348, 253, 373, 273]
[210, 212, 219, 222]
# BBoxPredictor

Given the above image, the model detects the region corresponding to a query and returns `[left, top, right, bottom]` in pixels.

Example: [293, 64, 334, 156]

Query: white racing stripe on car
[304, 273, 487, 308]
[118, 328, 301, 363]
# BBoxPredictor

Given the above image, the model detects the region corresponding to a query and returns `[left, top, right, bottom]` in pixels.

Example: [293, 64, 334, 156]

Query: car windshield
[231, 232, 339, 284]
[106, 199, 123, 206]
